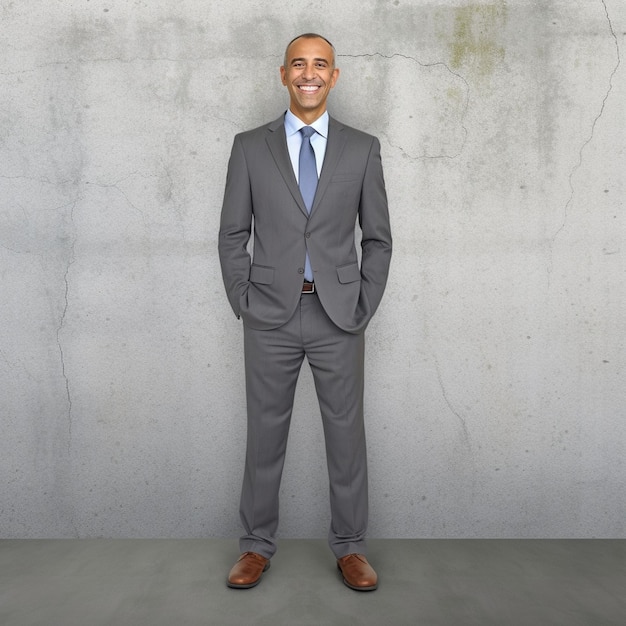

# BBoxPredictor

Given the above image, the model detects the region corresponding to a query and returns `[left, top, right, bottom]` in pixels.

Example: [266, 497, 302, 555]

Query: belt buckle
[302, 281, 315, 293]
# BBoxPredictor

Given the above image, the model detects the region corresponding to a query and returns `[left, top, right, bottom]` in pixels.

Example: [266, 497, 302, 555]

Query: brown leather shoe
[227, 552, 270, 589]
[337, 554, 378, 591]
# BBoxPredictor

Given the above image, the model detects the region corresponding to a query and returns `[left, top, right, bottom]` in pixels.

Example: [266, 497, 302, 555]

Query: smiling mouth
[298, 85, 321, 93]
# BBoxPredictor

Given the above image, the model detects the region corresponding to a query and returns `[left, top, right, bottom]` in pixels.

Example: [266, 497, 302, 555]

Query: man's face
[280, 37, 340, 122]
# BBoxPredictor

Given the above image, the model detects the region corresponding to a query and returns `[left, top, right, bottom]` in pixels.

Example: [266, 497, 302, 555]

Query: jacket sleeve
[358, 136, 392, 320]
[218, 134, 252, 318]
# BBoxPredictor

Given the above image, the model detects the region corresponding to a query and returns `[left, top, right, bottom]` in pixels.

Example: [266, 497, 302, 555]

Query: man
[218, 33, 392, 591]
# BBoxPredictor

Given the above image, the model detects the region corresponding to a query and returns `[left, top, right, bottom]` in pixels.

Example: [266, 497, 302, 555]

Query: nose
[302, 63, 317, 80]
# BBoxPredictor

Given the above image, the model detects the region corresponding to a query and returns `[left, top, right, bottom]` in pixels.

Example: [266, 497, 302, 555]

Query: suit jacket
[218, 114, 392, 334]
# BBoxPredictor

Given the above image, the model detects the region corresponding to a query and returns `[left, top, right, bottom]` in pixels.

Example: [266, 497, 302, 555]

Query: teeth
[299, 85, 319, 91]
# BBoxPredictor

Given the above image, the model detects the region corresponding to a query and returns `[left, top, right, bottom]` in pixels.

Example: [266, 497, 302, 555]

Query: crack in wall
[0, 53, 279, 77]
[434, 357, 472, 450]
[0, 57, 189, 76]
[548, 0, 621, 269]
[56, 199, 78, 456]
[0, 174, 74, 185]
[157, 159, 188, 245]
[341, 52, 470, 161]
[85, 176, 148, 225]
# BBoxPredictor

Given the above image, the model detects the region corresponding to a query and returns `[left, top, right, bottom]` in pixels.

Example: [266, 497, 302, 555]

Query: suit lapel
[265, 115, 308, 216]
[311, 116, 346, 214]
[265, 114, 347, 217]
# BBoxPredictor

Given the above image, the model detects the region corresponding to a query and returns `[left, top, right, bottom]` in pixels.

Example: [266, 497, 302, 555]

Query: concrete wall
[1, 0, 624, 539]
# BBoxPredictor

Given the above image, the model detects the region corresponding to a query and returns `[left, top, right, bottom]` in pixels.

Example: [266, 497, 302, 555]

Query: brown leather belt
[302, 281, 315, 293]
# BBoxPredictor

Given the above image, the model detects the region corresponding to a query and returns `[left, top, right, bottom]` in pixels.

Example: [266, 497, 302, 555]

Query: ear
[330, 67, 340, 88]
[280, 66, 287, 86]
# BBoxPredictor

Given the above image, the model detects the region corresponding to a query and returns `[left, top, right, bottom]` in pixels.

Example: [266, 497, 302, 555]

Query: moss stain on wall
[448, 2, 507, 80]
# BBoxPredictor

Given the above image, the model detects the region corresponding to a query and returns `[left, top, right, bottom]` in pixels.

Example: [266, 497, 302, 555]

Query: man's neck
[289, 106, 327, 126]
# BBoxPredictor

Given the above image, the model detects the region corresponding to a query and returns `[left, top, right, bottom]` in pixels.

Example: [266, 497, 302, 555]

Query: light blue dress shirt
[284, 109, 329, 180]
[284, 110, 329, 281]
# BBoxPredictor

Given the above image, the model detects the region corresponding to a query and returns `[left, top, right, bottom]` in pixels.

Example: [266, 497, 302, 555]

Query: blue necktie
[299, 126, 317, 281]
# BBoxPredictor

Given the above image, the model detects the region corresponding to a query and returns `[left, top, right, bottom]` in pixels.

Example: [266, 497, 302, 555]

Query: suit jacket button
[305, 232, 311, 238]
[298, 268, 304, 274]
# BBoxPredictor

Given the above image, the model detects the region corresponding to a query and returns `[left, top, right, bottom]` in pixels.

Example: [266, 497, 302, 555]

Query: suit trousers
[239, 290, 369, 560]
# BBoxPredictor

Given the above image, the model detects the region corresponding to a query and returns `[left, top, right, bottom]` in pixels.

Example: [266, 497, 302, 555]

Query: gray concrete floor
[0, 539, 624, 625]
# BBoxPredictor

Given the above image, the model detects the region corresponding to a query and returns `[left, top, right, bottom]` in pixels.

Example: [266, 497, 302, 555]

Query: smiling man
[219, 33, 392, 592]
[280, 35, 339, 123]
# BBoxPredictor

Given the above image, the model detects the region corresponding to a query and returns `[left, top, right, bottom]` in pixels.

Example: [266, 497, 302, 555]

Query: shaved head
[283, 33, 336, 68]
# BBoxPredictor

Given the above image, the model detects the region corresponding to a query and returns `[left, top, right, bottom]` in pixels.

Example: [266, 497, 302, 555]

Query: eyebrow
[290, 57, 330, 65]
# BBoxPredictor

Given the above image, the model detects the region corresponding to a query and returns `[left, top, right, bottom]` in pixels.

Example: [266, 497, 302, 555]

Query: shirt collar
[284, 109, 329, 139]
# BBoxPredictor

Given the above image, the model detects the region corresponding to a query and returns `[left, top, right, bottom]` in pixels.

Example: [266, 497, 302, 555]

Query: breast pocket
[330, 173, 362, 184]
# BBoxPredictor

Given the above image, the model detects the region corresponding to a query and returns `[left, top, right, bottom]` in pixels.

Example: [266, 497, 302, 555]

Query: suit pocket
[250, 264, 274, 285]
[330, 173, 361, 183]
[336, 262, 361, 284]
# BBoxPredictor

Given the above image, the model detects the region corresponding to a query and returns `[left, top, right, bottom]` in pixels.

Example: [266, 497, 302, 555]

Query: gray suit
[219, 113, 392, 559]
